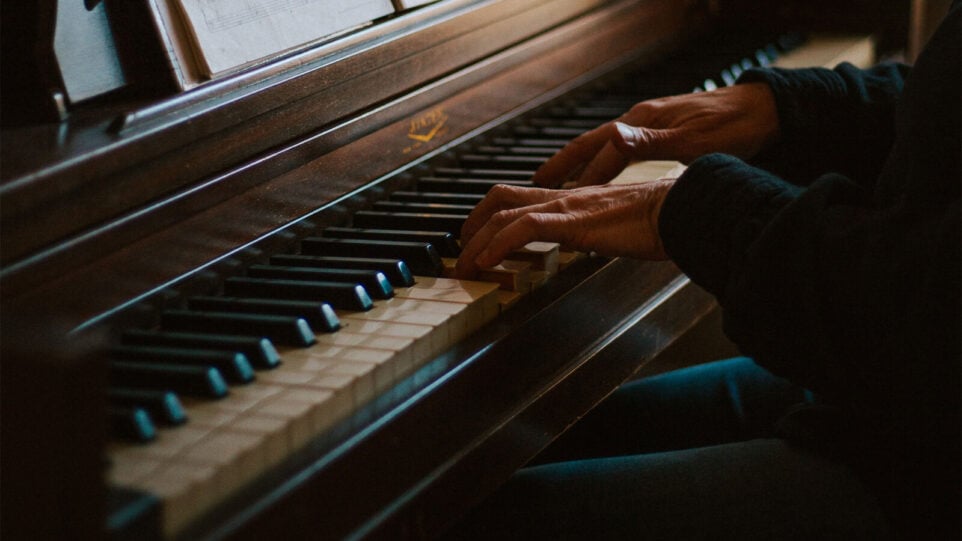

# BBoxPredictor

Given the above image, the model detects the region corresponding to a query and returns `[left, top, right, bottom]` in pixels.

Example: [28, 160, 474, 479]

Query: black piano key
[109, 406, 156, 443]
[246, 264, 394, 300]
[352, 211, 467, 237]
[720, 68, 736, 86]
[301, 238, 444, 277]
[586, 99, 640, 110]
[429, 168, 534, 181]
[472, 145, 558, 157]
[371, 201, 475, 216]
[270, 255, 416, 287]
[525, 118, 601, 129]
[545, 105, 627, 119]
[728, 62, 744, 79]
[754, 48, 772, 67]
[162, 308, 319, 346]
[188, 296, 340, 333]
[510, 125, 585, 137]
[455, 154, 547, 170]
[112, 345, 255, 384]
[489, 136, 569, 148]
[320, 227, 460, 258]
[416, 177, 530, 194]
[108, 388, 187, 426]
[110, 361, 229, 399]
[390, 191, 485, 206]
[763, 43, 779, 62]
[122, 329, 283, 369]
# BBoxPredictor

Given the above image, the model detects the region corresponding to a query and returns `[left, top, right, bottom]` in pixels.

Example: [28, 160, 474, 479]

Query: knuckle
[628, 101, 656, 116]
[490, 209, 516, 227]
[516, 213, 541, 230]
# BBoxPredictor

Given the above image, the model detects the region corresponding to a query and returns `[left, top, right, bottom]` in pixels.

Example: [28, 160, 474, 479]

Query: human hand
[531, 82, 779, 188]
[455, 180, 674, 279]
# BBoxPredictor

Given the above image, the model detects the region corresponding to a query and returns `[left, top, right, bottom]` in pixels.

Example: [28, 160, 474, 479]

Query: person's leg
[447, 439, 890, 540]
[534, 356, 814, 464]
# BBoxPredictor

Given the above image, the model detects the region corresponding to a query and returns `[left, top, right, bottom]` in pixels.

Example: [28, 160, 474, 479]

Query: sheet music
[175, 0, 395, 76]
[146, 0, 206, 89]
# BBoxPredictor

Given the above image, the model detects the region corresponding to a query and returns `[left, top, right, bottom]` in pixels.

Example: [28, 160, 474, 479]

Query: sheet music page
[146, 0, 207, 89]
[175, 0, 396, 77]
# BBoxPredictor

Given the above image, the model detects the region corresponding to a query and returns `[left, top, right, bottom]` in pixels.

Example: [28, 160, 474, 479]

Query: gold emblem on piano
[404, 107, 449, 153]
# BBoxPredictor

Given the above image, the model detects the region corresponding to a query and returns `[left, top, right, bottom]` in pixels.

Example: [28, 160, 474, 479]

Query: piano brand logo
[404, 107, 449, 153]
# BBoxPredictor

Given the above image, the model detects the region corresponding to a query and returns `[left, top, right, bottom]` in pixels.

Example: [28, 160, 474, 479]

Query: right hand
[455, 180, 674, 279]
[531, 82, 780, 188]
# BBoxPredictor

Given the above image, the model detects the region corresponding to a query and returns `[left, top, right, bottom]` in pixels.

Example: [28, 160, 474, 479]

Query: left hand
[530, 83, 779, 188]
[455, 180, 675, 279]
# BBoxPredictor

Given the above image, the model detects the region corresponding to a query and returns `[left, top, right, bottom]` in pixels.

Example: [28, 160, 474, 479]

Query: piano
[0, 1, 894, 539]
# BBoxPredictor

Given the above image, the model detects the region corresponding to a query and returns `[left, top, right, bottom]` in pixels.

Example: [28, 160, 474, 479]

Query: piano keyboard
[106, 32, 814, 537]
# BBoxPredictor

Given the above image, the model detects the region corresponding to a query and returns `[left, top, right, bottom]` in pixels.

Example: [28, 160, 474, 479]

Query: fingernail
[614, 122, 635, 145]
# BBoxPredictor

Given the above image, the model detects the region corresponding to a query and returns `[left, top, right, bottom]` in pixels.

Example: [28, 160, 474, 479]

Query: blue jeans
[446, 358, 889, 540]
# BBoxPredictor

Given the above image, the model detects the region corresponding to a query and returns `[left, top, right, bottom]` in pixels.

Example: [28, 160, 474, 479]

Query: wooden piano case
[0, 0, 906, 538]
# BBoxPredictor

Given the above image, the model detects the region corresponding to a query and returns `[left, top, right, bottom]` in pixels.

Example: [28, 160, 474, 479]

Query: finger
[455, 205, 521, 278]
[572, 122, 680, 186]
[576, 124, 689, 186]
[459, 185, 561, 246]
[573, 139, 630, 186]
[455, 196, 571, 278]
[473, 212, 575, 269]
[531, 126, 612, 188]
[608, 122, 680, 162]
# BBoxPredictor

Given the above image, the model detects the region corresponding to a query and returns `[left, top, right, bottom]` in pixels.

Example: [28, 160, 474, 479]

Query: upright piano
[0, 1, 897, 539]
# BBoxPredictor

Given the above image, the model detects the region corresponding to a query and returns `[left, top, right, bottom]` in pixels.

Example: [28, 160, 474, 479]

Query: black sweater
[658, 4, 960, 538]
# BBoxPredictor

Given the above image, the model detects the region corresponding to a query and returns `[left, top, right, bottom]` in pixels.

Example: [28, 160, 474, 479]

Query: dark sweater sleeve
[660, 154, 959, 408]
[659, 153, 960, 532]
[738, 62, 910, 187]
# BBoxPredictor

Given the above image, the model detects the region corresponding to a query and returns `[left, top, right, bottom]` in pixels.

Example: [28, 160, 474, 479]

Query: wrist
[740, 82, 781, 154]
[647, 179, 676, 260]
